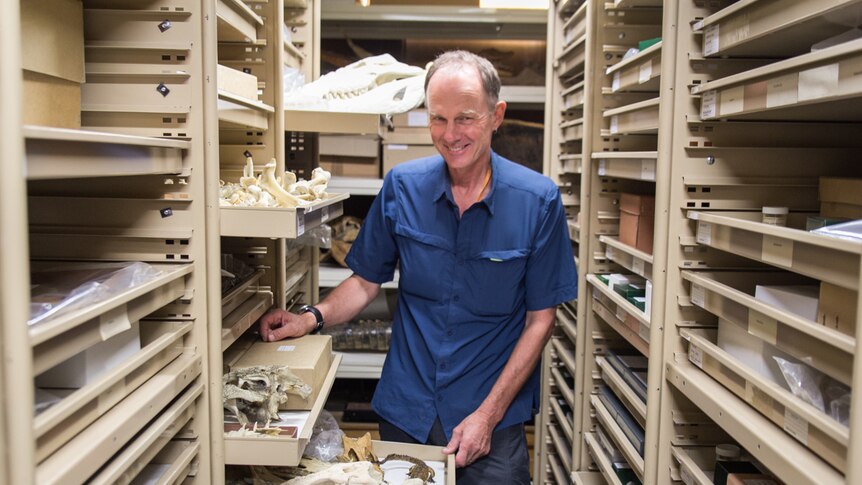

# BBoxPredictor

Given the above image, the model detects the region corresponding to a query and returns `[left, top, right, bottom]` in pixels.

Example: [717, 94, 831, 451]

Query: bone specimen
[222, 365, 311, 427]
[283, 461, 385, 485]
[219, 157, 332, 208]
[284, 54, 427, 114]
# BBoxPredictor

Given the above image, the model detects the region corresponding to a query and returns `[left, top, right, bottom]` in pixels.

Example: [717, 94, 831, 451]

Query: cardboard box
[391, 109, 429, 128]
[716, 318, 792, 390]
[819, 177, 862, 219]
[320, 135, 379, 158]
[217, 64, 259, 100]
[383, 144, 438, 176]
[20, 0, 84, 128]
[36, 322, 141, 389]
[233, 335, 333, 410]
[382, 130, 433, 144]
[619, 193, 655, 255]
[818, 282, 857, 336]
[319, 157, 381, 178]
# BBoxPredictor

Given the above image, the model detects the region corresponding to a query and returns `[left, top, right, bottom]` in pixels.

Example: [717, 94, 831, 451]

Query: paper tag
[748, 309, 778, 345]
[703, 24, 720, 56]
[598, 159, 607, 176]
[99, 304, 132, 340]
[700, 90, 717, 119]
[766, 73, 798, 108]
[277, 345, 296, 352]
[761, 235, 793, 268]
[616, 304, 627, 322]
[564, 96, 571, 110]
[386, 144, 409, 150]
[720, 85, 744, 115]
[321, 205, 330, 222]
[641, 159, 656, 180]
[784, 408, 809, 445]
[632, 258, 645, 277]
[407, 111, 429, 127]
[639, 60, 652, 84]
[297, 213, 305, 236]
[750, 384, 774, 411]
[690, 284, 705, 307]
[799, 64, 839, 102]
[696, 221, 712, 245]
[605, 246, 614, 260]
[639, 323, 650, 341]
[610, 115, 619, 134]
[689, 344, 704, 369]
[612, 71, 621, 92]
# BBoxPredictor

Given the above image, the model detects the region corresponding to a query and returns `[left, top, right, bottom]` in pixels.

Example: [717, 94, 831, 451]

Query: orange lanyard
[476, 167, 492, 202]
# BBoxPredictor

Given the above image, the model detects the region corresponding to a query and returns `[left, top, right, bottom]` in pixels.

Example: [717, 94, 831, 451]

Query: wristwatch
[299, 305, 325, 334]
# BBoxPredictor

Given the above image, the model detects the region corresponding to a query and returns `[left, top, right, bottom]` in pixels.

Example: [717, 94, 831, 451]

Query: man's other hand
[442, 410, 495, 468]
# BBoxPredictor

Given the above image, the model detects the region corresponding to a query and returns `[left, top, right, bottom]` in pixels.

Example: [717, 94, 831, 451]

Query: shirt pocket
[466, 249, 529, 316]
[394, 223, 452, 302]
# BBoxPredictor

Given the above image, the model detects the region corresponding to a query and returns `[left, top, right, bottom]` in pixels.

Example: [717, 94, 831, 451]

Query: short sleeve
[345, 171, 400, 284]
[524, 186, 578, 310]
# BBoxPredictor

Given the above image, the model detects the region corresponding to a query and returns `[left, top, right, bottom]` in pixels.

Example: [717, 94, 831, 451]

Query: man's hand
[442, 410, 495, 468]
[258, 309, 314, 342]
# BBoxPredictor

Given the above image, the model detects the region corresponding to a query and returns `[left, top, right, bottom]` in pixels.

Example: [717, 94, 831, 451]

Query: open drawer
[220, 192, 348, 238]
[224, 353, 343, 466]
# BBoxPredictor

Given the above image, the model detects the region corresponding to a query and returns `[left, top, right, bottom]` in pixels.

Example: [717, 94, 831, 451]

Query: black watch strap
[300, 305, 324, 334]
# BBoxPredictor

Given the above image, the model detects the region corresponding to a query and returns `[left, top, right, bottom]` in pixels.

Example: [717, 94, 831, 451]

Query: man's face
[426, 66, 506, 171]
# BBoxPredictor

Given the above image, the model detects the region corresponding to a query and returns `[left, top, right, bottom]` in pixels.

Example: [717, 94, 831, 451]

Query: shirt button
[437, 395, 443, 402]
[440, 362, 447, 370]
[454, 295, 460, 302]
[447, 330, 454, 337]
[457, 259, 464, 265]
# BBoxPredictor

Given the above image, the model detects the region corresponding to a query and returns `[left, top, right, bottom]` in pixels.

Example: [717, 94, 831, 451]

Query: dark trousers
[378, 417, 530, 484]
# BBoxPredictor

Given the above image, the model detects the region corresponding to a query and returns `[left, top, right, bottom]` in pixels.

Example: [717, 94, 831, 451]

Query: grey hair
[424, 50, 501, 110]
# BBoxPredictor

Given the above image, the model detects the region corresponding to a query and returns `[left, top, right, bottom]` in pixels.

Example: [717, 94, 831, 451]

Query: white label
[761, 235, 793, 268]
[612, 71, 621, 92]
[605, 246, 614, 260]
[700, 90, 717, 119]
[598, 159, 607, 176]
[720, 85, 745, 115]
[321, 205, 330, 223]
[641, 159, 656, 181]
[610, 115, 619, 134]
[632, 258, 645, 277]
[297, 213, 305, 236]
[766, 73, 798, 108]
[407, 111, 429, 127]
[639, 60, 653, 84]
[696, 221, 712, 245]
[277, 345, 296, 352]
[564, 96, 571, 110]
[690, 283, 705, 307]
[615, 304, 627, 322]
[799, 64, 839, 102]
[784, 408, 809, 445]
[99, 304, 132, 340]
[639, 323, 650, 341]
[386, 144, 409, 150]
[689, 344, 704, 369]
[703, 24, 720, 56]
[748, 309, 778, 346]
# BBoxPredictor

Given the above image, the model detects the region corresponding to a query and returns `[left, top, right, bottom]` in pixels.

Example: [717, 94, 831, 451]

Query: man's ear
[493, 100, 507, 130]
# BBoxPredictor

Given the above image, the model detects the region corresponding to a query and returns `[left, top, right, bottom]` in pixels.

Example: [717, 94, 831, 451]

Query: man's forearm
[314, 273, 382, 330]
[476, 307, 557, 424]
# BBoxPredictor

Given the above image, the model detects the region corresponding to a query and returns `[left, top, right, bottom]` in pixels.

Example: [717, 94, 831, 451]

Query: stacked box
[619, 193, 655, 255]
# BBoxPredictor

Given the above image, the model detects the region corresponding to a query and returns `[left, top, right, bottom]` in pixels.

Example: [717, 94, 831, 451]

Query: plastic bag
[283, 66, 306, 97]
[304, 409, 344, 462]
[774, 356, 851, 426]
[29, 262, 161, 326]
[286, 224, 332, 252]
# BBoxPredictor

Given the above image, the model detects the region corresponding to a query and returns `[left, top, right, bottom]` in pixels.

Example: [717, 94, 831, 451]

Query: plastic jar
[761, 206, 789, 226]
[715, 443, 741, 462]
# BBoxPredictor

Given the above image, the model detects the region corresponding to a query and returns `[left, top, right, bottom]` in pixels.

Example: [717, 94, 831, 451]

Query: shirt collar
[432, 151, 499, 216]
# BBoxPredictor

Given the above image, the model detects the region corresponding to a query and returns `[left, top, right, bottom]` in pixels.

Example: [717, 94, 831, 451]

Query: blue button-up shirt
[346, 151, 578, 442]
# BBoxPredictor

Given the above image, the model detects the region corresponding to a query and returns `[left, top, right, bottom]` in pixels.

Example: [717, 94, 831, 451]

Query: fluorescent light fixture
[480, 0, 549, 8]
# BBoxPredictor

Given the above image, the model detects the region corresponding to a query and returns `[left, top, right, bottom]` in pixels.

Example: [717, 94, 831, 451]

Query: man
[260, 50, 577, 483]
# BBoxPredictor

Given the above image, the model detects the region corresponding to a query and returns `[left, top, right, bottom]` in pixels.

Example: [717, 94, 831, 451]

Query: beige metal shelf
[594, 151, 657, 182]
[217, 0, 264, 43]
[35, 320, 192, 462]
[547, 453, 570, 485]
[128, 440, 200, 485]
[552, 337, 577, 380]
[682, 328, 848, 472]
[222, 269, 266, 318]
[562, 80, 587, 112]
[559, 153, 583, 175]
[607, 41, 662, 93]
[602, 97, 661, 135]
[600, 236, 654, 281]
[596, 356, 646, 427]
[682, 270, 854, 385]
[23, 126, 190, 179]
[562, 1, 589, 49]
[688, 210, 862, 290]
[223, 353, 342, 466]
[609, 0, 662, 8]
[572, 471, 606, 485]
[584, 432, 624, 485]
[557, 34, 588, 78]
[591, 394, 645, 481]
[588, 275, 650, 327]
[666, 362, 843, 484]
[561, 117, 585, 142]
[548, 422, 573, 472]
[693, 38, 862, 121]
[693, 0, 862, 58]
[550, 393, 575, 444]
[36, 355, 201, 485]
[591, 296, 649, 358]
[87, 381, 200, 485]
[568, 219, 581, 243]
[220, 192, 348, 238]
[500, 85, 546, 105]
[335, 351, 386, 379]
[669, 446, 714, 485]
[557, 305, 578, 343]
[221, 292, 273, 351]
[551, 366, 576, 412]
[29, 263, 192, 376]
[326, 176, 384, 196]
[319, 264, 399, 289]
[284, 109, 383, 136]
[218, 91, 275, 130]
